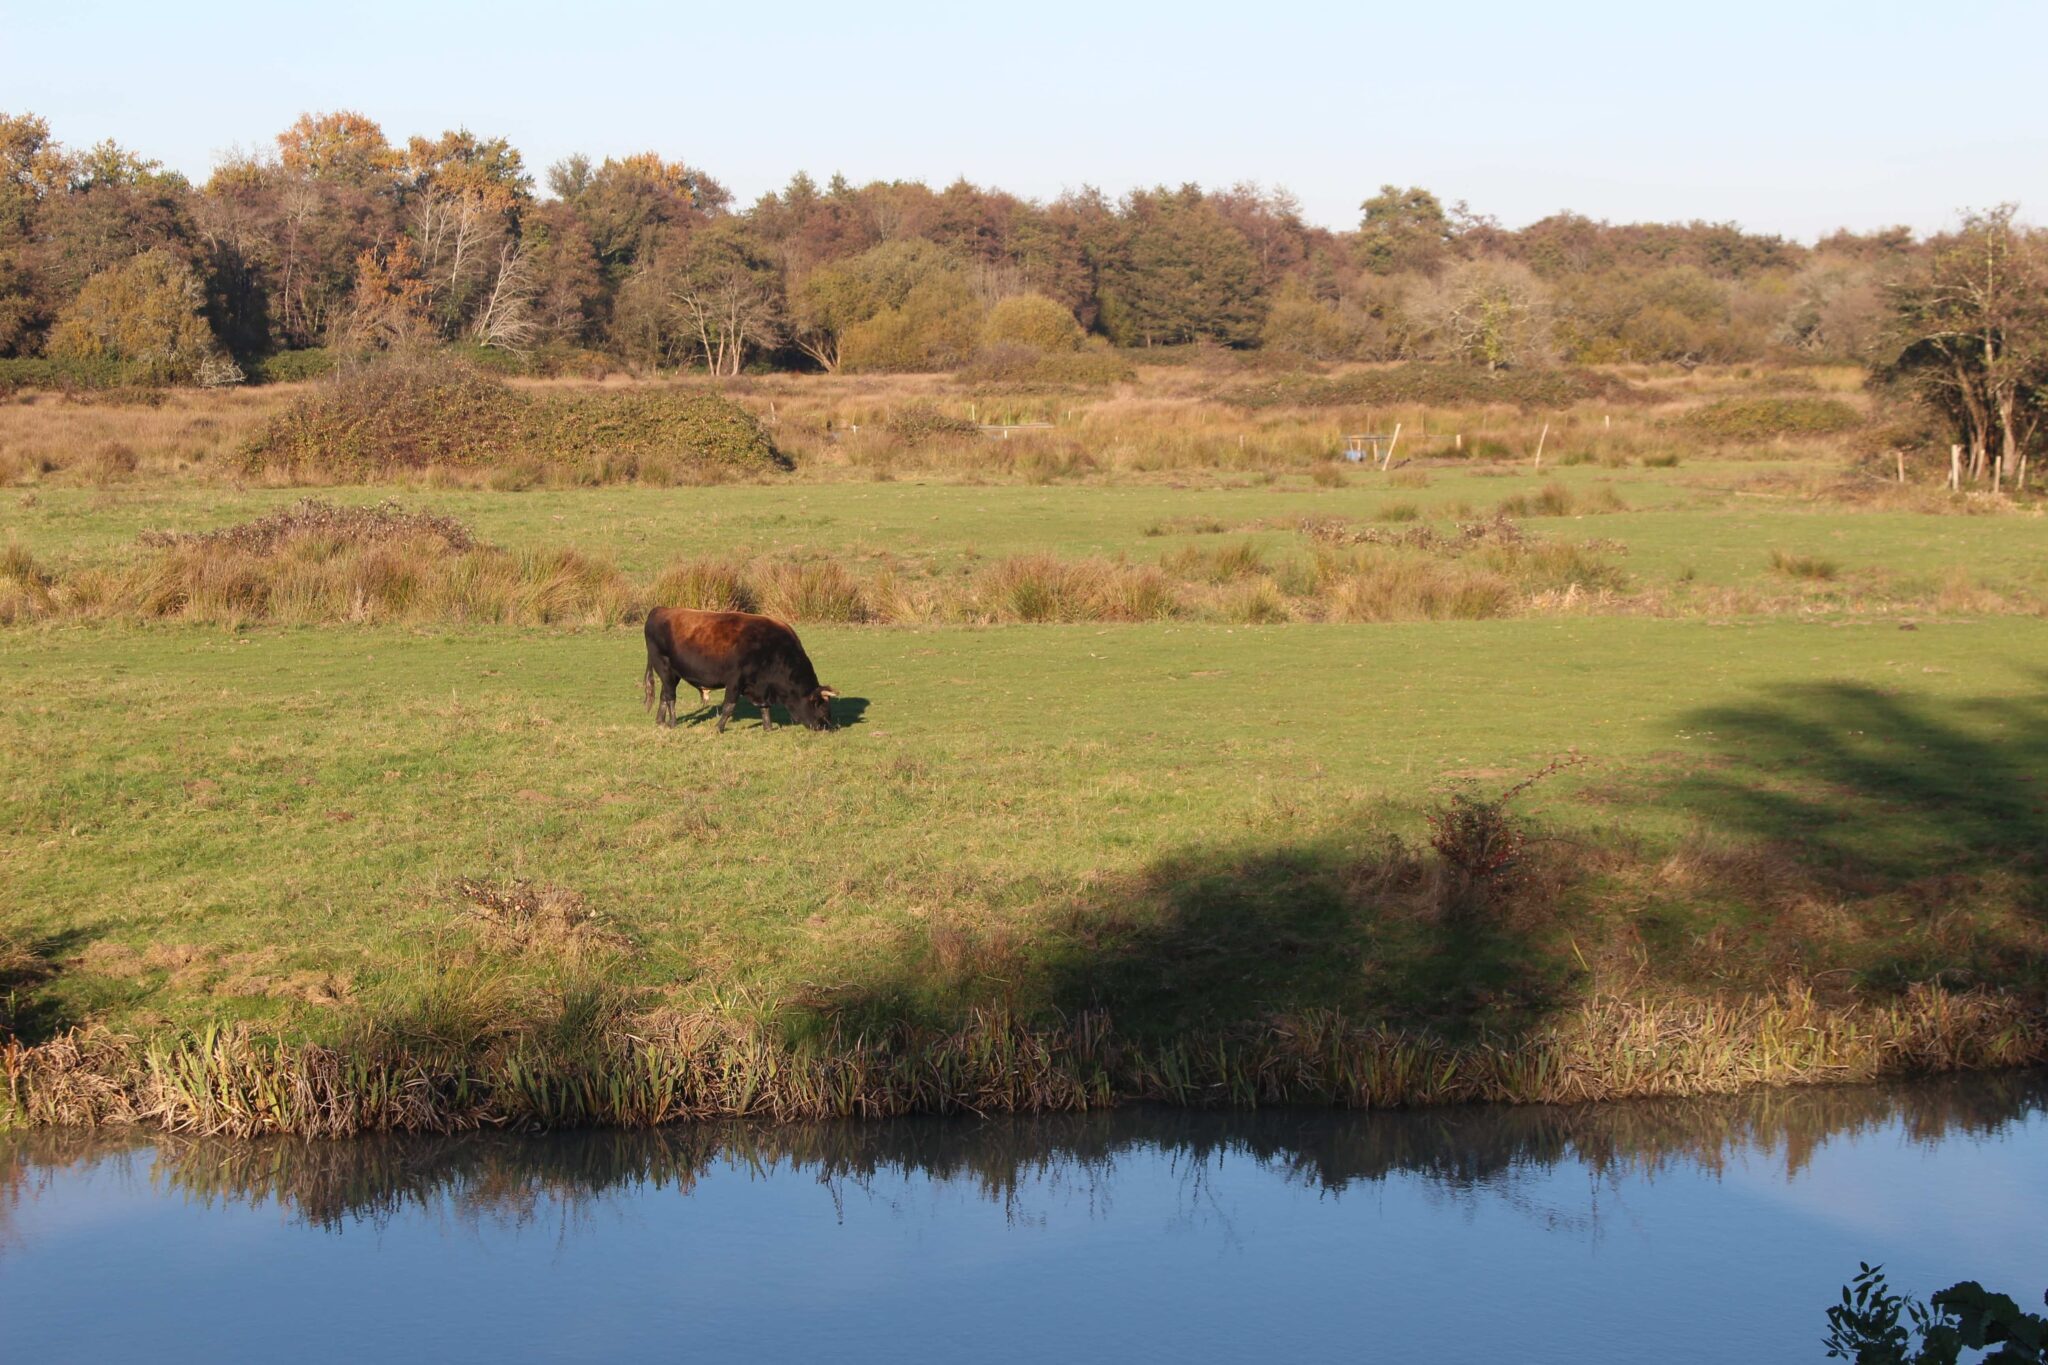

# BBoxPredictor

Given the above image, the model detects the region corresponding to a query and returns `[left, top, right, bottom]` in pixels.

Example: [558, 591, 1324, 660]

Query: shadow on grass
[806, 676, 2048, 1044]
[1673, 675, 2048, 895]
[1653, 675, 2048, 994]
[801, 829, 1586, 1047]
[674, 695, 872, 730]
[0, 927, 94, 1044]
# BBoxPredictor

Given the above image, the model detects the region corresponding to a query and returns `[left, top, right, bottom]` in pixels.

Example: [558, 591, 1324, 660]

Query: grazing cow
[643, 607, 839, 733]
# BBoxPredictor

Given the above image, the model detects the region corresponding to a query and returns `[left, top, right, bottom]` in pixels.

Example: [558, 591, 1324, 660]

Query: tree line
[2, 108, 2043, 486]
[0, 107, 1939, 376]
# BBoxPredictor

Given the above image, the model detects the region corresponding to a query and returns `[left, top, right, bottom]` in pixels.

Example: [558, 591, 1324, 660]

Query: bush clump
[1680, 396, 1864, 440]
[241, 355, 784, 480]
[885, 402, 980, 446]
[242, 355, 522, 475]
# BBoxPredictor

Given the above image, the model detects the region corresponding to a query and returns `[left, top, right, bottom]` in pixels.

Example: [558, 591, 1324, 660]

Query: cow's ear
[819, 686, 838, 699]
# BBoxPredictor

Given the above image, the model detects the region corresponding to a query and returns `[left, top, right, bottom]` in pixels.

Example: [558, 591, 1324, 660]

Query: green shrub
[244, 348, 342, 385]
[1680, 396, 1864, 440]
[982, 294, 1084, 353]
[0, 354, 129, 394]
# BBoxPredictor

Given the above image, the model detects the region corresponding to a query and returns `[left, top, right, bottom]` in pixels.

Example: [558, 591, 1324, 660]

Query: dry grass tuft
[139, 498, 478, 555]
[452, 877, 632, 956]
[1768, 548, 1841, 581]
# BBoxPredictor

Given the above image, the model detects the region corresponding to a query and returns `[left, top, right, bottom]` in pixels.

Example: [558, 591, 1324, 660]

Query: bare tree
[471, 238, 538, 353]
[672, 266, 780, 376]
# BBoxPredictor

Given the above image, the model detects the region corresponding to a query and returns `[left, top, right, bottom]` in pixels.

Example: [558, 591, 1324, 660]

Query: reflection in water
[6, 1069, 2044, 1236]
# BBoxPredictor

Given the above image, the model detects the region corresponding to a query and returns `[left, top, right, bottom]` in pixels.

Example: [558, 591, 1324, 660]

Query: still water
[4, 1073, 2045, 1364]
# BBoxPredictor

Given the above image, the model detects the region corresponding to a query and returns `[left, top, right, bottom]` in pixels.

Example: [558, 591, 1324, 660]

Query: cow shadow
[674, 695, 871, 730]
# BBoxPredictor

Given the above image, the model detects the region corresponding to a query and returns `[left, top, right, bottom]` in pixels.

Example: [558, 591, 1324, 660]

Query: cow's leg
[717, 685, 740, 734]
[650, 655, 681, 728]
[759, 698, 777, 732]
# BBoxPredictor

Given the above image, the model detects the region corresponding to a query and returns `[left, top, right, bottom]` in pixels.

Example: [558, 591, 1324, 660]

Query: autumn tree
[47, 248, 236, 382]
[276, 111, 399, 188]
[1877, 206, 2048, 490]
[401, 128, 531, 336]
[789, 238, 966, 372]
[573, 152, 730, 280]
[663, 222, 783, 375]
[0, 112, 69, 353]
[334, 236, 433, 352]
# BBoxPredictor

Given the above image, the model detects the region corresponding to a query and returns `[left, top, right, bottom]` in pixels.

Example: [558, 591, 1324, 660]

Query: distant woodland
[6, 109, 2048, 484]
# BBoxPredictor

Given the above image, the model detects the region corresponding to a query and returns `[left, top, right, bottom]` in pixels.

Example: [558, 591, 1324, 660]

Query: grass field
[3, 363, 2045, 1132]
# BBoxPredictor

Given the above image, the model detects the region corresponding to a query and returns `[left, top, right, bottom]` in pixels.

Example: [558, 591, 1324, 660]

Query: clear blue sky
[8, 0, 2044, 240]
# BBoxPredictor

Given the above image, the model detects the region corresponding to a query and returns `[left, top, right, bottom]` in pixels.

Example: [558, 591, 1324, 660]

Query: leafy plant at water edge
[1825, 1263, 2047, 1364]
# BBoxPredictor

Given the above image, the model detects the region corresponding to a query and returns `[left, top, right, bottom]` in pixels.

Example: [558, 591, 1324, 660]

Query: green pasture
[6, 616, 2044, 1040]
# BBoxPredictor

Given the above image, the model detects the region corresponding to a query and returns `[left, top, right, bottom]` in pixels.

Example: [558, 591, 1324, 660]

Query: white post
[1382, 422, 1403, 470]
[1950, 443, 1963, 491]
[1533, 422, 1550, 470]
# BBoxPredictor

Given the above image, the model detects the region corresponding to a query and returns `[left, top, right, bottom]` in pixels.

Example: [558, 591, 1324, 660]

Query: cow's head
[794, 685, 839, 732]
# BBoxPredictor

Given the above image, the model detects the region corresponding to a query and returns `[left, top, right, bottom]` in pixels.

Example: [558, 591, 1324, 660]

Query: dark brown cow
[642, 607, 839, 733]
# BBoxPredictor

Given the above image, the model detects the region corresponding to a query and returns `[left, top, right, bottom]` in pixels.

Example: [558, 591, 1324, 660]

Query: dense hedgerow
[1229, 363, 1643, 411]
[240, 355, 785, 480]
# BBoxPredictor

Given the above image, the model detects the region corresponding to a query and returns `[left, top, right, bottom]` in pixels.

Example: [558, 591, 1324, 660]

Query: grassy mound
[240, 356, 784, 481]
[1229, 364, 1642, 411]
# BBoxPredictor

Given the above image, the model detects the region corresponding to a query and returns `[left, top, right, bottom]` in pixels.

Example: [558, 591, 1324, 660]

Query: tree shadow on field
[803, 675, 2048, 1044]
[1671, 675, 2048, 901]
[1650, 672, 2048, 994]
[0, 926, 95, 1044]
[803, 829, 1587, 1047]
[674, 695, 871, 731]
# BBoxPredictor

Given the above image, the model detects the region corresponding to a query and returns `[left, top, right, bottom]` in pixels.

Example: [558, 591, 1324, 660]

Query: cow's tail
[641, 659, 656, 713]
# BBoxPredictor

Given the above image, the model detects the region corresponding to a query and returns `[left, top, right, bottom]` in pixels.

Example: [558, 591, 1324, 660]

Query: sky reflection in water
[3, 1071, 2045, 1364]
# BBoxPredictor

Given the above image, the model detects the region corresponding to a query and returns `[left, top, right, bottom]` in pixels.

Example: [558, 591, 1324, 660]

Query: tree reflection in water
[3, 1069, 2043, 1240]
